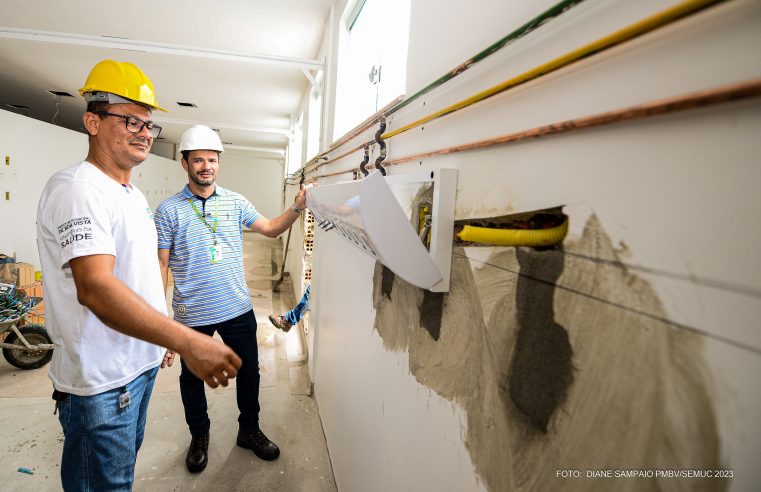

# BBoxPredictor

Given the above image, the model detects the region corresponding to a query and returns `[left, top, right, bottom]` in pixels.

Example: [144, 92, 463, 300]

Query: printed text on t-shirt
[57, 216, 93, 248]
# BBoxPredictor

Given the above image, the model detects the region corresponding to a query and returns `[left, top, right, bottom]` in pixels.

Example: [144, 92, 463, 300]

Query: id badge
[210, 244, 224, 263]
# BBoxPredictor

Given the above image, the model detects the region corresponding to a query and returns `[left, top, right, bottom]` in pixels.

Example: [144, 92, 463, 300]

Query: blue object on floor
[18, 467, 34, 475]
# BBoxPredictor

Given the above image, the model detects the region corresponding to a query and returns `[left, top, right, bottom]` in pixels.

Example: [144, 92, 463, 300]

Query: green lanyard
[188, 196, 219, 244]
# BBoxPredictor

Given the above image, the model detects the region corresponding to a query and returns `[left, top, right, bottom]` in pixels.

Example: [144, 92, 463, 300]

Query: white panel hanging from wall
[306, 169, 457, 292]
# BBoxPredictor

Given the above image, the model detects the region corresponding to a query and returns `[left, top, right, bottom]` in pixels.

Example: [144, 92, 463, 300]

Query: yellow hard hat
[79, 59, 167, 112]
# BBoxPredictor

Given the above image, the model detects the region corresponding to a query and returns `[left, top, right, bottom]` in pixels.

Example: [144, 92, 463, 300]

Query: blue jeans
[179, 310, 260, 436]
[284, 284, 310, 325]
[56, 366, 159, 492]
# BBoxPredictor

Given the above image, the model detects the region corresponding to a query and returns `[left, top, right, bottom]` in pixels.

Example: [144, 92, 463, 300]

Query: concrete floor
[0, 234, 336, 491]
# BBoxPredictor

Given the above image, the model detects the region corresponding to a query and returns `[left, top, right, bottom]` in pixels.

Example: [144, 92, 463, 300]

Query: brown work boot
[268, 314, 292, 333]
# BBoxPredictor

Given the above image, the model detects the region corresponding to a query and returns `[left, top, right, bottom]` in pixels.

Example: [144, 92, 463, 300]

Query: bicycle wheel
[2, 324, 53, 370]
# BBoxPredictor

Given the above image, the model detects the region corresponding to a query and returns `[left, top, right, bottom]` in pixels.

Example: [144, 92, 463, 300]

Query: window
[287, 112, 303, 176]
[306, 86, 322, 161]
[333, 0, 410, 140]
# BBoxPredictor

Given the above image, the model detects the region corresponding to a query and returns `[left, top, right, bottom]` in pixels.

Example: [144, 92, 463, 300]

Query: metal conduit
[299, 0, 589, 175]
[290, 0, 728, 184]
[382, 0, 726, 140]
[315, 78, 761, 179]
[387, 0, 586, 116]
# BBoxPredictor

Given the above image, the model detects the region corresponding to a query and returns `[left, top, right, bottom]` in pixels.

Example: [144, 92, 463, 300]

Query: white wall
[215, 151, 283, 221]
[0, 108, 185, 268]
[307, 0, 761, 491]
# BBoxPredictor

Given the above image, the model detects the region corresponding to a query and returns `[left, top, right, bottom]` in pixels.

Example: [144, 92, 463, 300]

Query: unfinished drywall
[372, 214, 724, 491]
[309, 0, 761, 490]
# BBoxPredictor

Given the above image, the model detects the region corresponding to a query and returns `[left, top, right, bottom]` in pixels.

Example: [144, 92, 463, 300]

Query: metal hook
[358, 144, 370, 177]
[374, 116, 387, 176]
[299, 171, 305, 186]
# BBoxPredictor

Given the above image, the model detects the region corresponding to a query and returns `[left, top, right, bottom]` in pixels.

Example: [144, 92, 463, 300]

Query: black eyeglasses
[96, 111, 162, 138]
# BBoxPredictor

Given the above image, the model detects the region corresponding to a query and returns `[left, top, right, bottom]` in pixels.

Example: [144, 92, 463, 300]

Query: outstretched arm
[248, 185, 308, 238]
[70, 254, 240, 387]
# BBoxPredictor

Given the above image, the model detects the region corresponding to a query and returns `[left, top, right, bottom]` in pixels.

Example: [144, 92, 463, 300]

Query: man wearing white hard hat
[37, 60, 242, 491]
[154, 124, 308, 473]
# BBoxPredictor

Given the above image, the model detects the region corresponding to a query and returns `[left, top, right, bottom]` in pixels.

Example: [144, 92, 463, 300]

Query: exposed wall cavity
[419, 290, 444, 341]
[371, 214, 724, 492]
[381, 265, 395, 300]
[508, 246, 573, 432]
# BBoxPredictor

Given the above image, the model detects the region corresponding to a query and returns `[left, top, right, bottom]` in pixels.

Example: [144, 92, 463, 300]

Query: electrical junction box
[306, 169, 457, 292]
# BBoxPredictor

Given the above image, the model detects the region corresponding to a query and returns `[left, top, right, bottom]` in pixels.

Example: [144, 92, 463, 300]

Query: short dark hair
[84, 102, 111, 136]
[86, 101, 110, 115]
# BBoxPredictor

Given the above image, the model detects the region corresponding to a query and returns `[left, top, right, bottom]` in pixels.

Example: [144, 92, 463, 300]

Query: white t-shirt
[36, 161, 165, 396]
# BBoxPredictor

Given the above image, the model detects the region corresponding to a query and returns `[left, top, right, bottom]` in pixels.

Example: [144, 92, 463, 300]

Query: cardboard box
[0, 264, 16, 284]
[13, 262, 35, 287]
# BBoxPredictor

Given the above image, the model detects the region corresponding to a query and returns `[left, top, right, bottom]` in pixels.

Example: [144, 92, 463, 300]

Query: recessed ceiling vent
[176, 102, 197, 108]
[48, 91, 73, 97]
[7, 103, 30, 109]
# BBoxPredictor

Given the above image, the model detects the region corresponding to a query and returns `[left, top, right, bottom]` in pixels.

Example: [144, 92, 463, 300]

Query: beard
[190, 171, 215, 187]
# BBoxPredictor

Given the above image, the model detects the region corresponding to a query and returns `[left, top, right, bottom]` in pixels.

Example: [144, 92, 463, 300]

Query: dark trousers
[179, 310, 260, 437]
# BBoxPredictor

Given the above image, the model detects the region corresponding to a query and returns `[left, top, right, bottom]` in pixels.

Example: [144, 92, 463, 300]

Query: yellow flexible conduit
[457, 217, 569, 247]
[382, 0, 724, 140]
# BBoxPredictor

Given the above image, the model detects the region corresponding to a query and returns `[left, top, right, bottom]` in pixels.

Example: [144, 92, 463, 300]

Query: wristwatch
[291, 203, 304, 214]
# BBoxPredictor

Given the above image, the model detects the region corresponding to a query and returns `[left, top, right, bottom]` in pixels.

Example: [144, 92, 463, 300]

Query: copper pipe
[297, 0, 727, 183]
[315, 78, 761, 179]
[300, 96, 404, 175]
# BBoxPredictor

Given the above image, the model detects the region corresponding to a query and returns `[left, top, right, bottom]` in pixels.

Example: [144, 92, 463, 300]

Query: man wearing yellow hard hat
[36, 60, 242, 491]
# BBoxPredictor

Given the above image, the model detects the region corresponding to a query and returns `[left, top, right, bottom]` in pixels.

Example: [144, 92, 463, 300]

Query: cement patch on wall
[372, 215, 724, 492]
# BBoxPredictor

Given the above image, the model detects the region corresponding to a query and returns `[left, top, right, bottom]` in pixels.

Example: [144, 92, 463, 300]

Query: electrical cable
[382, 0, 725, 140]
[451, 250, 761, 356]
[294, 0, 728, 183]
[388, 0, 587, 117]
[457, 217, 569, 247]
[299, 0, 590, 176]
[314, 77, 761, 179]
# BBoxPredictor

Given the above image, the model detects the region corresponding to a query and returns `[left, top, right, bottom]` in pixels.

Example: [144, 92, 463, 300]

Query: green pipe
[293, 0, 586, 181]
[389, 0, 587, 116]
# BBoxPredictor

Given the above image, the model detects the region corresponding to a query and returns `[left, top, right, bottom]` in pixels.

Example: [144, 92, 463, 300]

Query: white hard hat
[178, 125, 224, 153]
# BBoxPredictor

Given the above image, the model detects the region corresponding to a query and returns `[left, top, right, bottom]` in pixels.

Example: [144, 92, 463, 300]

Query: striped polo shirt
[154, 184, 260, 327]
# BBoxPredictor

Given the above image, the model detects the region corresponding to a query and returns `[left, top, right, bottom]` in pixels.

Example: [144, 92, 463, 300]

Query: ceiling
[0, 0, 334, 157]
